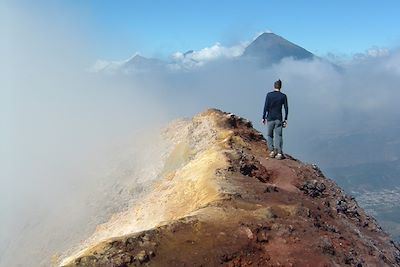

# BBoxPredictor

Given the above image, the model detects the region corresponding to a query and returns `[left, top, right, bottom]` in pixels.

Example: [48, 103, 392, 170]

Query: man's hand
[282, 120, 288, 128]
[262, 119, 266, 125]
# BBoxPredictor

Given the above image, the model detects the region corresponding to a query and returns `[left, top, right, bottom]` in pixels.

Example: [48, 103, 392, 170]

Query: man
[262, 79, 288, 160]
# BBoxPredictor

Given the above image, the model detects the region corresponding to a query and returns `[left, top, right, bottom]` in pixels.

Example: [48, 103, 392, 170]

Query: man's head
[274, 79, 282, 90]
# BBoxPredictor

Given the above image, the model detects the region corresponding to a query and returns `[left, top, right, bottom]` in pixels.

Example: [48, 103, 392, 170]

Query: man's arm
[262, 93, 269, 120]
[284, 94, 288, 121]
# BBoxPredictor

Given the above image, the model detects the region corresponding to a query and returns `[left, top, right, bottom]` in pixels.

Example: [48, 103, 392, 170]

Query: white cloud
[189, 42, 247, 61]
[352, 47, 390, 62]
[169, 41, 249, 70]
[366, 47, 389, 57]
[173, 42, 247, 62]
[384, 50, 400, 75]
[327, 46, 393, 67]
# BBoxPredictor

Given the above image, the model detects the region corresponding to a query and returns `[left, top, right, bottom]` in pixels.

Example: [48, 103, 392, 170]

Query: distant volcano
[241, 32, 315, 66]
[93, 32, 318, 73]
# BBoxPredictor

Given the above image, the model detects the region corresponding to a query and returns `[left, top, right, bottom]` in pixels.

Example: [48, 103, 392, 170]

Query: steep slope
[61, 109, 400, 267]
[241, 32, 315, 66]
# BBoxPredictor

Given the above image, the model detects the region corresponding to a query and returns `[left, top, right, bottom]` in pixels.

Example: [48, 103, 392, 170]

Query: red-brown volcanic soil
[62, 109, 400, 267]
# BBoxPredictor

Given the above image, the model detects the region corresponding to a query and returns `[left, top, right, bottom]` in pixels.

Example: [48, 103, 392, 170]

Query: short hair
[274, 79, 282, 89]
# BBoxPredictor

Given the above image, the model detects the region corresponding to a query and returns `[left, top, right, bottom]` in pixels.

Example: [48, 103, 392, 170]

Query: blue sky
[6, 0, 400, 60]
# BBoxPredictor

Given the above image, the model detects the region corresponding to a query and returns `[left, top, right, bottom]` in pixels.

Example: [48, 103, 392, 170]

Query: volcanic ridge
[61, 109, 400, 267]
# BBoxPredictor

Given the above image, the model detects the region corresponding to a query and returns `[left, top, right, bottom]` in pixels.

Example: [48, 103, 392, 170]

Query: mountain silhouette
[94, 32, 319, 73]
[241, 32, 315, 66]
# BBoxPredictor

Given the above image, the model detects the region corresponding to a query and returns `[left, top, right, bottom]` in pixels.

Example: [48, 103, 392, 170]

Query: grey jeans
[267, 119, 283, 154]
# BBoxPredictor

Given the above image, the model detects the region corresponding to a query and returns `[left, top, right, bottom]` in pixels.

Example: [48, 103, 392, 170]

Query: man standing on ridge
[262, 79, 288, 160]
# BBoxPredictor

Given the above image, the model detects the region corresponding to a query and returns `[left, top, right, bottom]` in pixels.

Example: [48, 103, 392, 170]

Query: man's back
[263, 91, 288, 121]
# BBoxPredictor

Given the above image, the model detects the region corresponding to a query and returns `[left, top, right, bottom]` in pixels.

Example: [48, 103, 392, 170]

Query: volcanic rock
[60, 109, 400, 267]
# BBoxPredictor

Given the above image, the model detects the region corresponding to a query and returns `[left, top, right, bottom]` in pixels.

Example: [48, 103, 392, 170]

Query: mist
[127, 50, 400, 163]
[2, 3, 400, 267]
[1, 4, 170, 266]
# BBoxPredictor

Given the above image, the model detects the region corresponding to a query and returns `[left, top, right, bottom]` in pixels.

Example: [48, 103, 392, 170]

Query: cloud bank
[171, 41, 248, 66]
[1, 5, 170, 266]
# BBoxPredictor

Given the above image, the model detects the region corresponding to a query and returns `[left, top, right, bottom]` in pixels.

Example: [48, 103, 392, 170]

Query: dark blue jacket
[262, 90, 288, 121]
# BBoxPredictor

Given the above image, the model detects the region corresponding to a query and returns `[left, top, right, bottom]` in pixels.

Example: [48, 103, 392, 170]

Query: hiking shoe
[269, 151, 276, 158]
[275, 153, 284, 160]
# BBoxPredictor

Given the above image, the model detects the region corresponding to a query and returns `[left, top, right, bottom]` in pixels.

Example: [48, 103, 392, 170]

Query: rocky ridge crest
[61, 109, 400, 267]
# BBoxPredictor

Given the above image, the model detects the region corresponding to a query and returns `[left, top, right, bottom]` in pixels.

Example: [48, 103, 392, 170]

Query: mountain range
[93, 33, 316, 73]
